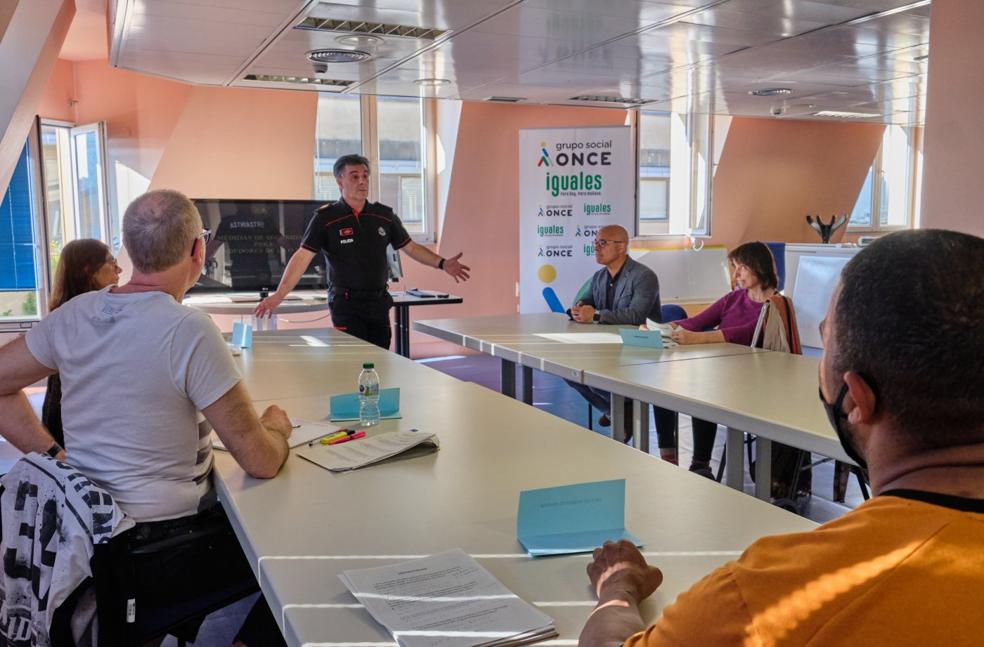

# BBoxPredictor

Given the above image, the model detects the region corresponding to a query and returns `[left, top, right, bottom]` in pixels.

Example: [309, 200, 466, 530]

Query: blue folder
[517, 479, 642, 557]
[618, 328, 664, 349]
[330, 387, 401, 421]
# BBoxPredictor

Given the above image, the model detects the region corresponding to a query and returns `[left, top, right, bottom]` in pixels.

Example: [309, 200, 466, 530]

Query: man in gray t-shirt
[0, 189, 293, 645]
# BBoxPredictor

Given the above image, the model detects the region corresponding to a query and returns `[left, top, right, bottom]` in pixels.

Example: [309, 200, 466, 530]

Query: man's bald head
[123, 190, 202, 273]
[598, 225, 629, 242]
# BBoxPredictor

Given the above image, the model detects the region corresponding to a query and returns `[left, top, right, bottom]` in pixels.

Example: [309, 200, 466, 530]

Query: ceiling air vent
[307, 48, 372, 64]
[487, 96, 525, 103]
[296, 18, 448, 41]
[243, 74, 353, 89]
[569, 95, 650, 107]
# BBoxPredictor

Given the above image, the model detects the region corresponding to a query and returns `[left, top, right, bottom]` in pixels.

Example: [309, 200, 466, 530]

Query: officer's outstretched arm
[254, 247, 316, 317]
[401, 241, 471, 283]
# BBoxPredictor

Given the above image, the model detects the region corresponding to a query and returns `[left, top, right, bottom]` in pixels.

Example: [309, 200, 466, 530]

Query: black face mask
[819, 384, 868, 470]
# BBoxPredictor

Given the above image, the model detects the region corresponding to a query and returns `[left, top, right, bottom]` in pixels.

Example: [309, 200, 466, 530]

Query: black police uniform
[300, 199, 411, 348]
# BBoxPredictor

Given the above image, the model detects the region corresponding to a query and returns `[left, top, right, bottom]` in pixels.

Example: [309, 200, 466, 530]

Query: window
[39, 120, 112, 274]
[0, 140, 42, 322]
[636, 110, 715, 237]
[314, 95, 434, 240]
[313, 95, 362, 201]
[849, 125, 922, 231]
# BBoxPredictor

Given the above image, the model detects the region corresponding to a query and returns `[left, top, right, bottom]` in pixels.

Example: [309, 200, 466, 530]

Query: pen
[327, 431, 366, 445]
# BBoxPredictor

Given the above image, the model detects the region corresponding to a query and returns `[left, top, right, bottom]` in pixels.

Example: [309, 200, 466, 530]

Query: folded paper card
[517, 479, 641, 557]
[618, 328, 664, 349]
[330, 387, 400, 421]
[231, 321, 253, 348]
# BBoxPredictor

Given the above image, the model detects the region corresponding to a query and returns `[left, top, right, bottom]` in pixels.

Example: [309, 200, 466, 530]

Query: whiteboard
[632, 247, 731, 302]
[792, 255, 851, 349]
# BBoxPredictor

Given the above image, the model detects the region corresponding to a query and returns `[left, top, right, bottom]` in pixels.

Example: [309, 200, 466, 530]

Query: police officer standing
[255, 154, 470, 349]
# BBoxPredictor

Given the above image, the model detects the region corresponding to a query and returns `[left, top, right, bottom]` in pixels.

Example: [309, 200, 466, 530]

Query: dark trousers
[652, 406, 719, 463]
[566, 381, 677, 448]
[329, 293, 393, 349]
[93, 505, 285, 646]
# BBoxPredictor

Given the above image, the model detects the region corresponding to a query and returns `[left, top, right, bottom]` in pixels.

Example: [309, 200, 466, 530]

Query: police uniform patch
[340, 227, 354, 236]
[377, 226, 386, 237]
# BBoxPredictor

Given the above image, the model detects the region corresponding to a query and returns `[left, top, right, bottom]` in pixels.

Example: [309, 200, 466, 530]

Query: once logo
[543, 207, 573, 217]
[537, 142, 551, 167]
[538, 248, 573, 257]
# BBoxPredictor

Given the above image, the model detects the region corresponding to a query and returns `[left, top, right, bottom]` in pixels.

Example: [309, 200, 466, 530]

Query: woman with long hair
[43, 239, 122, 445]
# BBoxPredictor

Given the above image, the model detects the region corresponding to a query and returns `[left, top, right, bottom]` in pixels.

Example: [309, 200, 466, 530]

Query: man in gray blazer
[568, 225, 674, 451]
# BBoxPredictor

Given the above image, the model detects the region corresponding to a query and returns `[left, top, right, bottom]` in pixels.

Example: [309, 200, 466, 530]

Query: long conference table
[413, 314, 854, 500]
[214, 328, 816, 646]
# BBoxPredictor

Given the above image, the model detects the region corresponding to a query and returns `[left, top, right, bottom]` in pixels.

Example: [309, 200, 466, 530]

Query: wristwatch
[45, 442, 63, 459]
[438, 258, 446, 270]
[592, 312, 601, 323]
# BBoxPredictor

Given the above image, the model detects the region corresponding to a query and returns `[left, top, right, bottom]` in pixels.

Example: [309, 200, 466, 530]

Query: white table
[414, 314, 854, 500]
[213, 330, 816, 646]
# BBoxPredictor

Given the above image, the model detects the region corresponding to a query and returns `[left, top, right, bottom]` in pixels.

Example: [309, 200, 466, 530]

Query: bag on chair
[750, 295, 811, 500]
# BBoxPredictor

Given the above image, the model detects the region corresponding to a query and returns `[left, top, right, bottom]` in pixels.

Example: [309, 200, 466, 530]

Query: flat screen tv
[190, 199, 326, 294]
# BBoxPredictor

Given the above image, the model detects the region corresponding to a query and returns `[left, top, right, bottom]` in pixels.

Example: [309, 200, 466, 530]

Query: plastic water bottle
[358, 362, 381, 426]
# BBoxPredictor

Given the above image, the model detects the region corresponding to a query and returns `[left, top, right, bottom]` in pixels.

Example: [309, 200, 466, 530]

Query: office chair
[660, 304, 687, 323]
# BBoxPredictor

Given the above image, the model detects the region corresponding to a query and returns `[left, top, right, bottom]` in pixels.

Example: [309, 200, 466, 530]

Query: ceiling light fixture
[569, 95, 651, 106]
[336, 34, 383, 47]
[306, 49, 373, 64]
[243, 74, 353, 89]
[749, 87, 793, 97]
[414, 78, 451, 87]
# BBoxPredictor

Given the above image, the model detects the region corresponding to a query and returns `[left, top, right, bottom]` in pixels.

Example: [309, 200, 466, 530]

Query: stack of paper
[644, 319, 679, 347]
[340, 549, 557, 647]
[213, 419, 340, 451]
[296, 430, 439, 472]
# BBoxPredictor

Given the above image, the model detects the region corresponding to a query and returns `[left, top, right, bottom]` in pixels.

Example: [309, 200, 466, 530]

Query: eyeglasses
[593, 238, 627, 248]
[199, 229, 213, 245]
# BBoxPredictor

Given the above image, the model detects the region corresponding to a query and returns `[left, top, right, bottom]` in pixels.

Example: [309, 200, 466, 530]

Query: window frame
[634, 108, 715, 240]
[847, 124, 922, 233]
[315, 94, 437, 244]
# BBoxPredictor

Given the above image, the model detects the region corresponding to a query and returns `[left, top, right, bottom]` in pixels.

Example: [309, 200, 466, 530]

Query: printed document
[213, 418, 340, 451]
[340, 549, 557, 647]
[296, 430, 439, 472]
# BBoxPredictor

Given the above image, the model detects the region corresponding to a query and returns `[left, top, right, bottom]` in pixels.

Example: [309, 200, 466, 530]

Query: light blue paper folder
[517, 479, 642, 557]
[618, 328, 663, 349]
[330, 387, 401, 421]
[231, 321, 253, 348]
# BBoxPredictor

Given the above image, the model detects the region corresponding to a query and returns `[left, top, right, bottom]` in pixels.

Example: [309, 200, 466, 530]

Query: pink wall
[920, 0, 984, 236]
[708, 117, 884, 248]
[37, 57, 76, 122]
[151, 87, 317, 200]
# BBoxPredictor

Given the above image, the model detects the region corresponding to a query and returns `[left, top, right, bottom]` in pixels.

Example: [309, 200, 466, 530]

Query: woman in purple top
[658, 242, 779, 477]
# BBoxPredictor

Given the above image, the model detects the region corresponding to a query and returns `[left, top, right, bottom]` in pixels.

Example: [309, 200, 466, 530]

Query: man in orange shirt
[580, 229, 984, 646]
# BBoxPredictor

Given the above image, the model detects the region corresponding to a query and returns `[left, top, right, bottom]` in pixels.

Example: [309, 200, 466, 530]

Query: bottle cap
[363, 362, 374, 369]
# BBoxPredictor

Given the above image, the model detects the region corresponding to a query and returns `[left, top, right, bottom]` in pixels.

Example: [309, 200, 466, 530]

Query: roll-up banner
[518, 126, 634, 313]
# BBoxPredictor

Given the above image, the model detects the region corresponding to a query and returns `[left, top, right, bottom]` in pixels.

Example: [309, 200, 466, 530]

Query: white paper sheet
[296, 430, 439, 472]
[340, 549, 556, 647]
[533, 332, 623, 344]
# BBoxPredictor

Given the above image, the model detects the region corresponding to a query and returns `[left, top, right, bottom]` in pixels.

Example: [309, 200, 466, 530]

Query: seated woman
[42, 239, 122, 446]
[657, 241, 779, 477]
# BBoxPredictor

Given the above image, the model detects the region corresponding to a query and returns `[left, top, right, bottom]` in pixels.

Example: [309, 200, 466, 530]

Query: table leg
[610, 394, 626, 443]
[632, 399, 649, 453]
[394, 305, 410, 357]
[500, 358, 516, 398]
[724, 427, 744, 490]
[520, 366, 533, 405]
[754, 437, 773, 501]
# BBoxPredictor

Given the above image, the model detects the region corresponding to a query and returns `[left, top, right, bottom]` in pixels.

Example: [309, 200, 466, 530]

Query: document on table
[296, 430, 439, 472]
[212, 418, 340, 451]
[533, 332, 622, 344]
[340, 549, 557, 647]
[517, 479, 642, 557]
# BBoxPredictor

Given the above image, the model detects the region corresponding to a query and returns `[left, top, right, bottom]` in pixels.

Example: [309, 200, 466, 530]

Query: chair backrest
[660, 303, 687, 323]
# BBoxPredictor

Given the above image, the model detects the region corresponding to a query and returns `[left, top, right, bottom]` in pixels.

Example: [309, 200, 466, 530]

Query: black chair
[90, 515, 259, 646]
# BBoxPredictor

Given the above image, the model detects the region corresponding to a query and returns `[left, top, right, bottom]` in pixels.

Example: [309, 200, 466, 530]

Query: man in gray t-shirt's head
[0, 189, 294, 522]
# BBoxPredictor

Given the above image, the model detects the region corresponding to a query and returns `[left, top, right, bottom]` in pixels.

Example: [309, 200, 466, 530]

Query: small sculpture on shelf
[806, 213, 849, 244]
